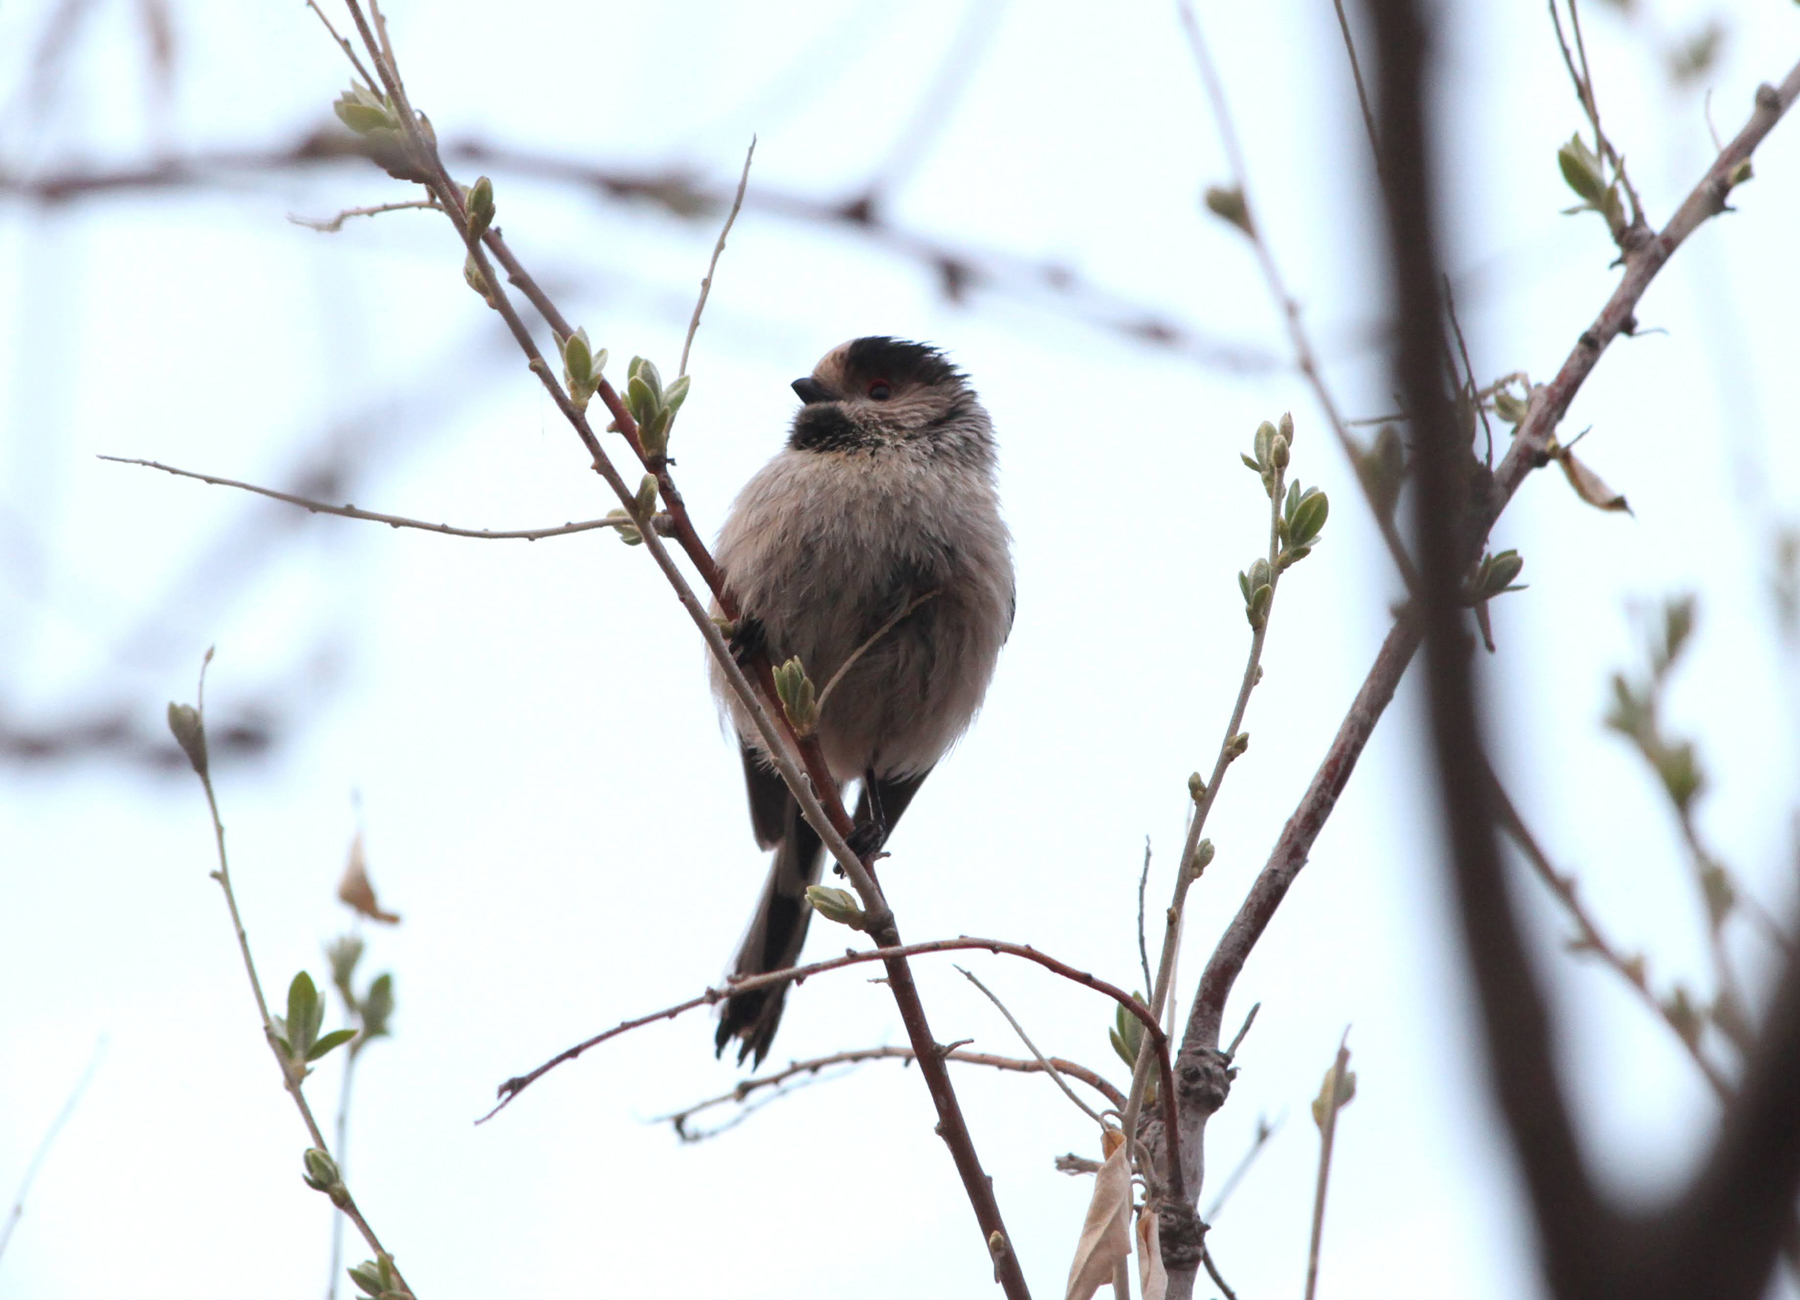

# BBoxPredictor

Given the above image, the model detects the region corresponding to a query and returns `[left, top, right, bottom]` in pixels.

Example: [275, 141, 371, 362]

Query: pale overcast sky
[3, 1, 1798, 1297]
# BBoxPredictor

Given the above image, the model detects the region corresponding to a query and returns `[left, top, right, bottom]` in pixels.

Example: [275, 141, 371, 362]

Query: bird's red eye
[868, 380, 892, 401]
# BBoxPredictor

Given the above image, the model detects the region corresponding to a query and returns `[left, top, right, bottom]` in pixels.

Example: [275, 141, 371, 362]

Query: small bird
[709, 337, 1014, 1066]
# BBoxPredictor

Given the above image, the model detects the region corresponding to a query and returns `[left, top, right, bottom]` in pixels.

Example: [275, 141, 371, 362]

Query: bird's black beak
[791, 377, 829, 404]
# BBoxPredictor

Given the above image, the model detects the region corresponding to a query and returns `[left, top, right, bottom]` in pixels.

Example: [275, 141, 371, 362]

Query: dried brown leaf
[1137, 1206, 1168, 1300]
[1558, 447, 1632, 514]
[1065, 1129, 1132, 1300]
[338, 832, 401, 924]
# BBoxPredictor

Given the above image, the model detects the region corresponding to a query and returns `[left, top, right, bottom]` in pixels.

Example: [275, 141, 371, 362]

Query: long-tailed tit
[709, 337, 1014, 1065]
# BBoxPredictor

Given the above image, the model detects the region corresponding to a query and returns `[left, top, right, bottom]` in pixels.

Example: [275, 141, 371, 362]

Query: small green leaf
[1240, 453, 1263, 475]
[1492, 388, 1529, 425]
[307, 1028, 360, 1062]
[1253, 421, 1276, 470]
[464, 175, 495, 241]
[360, 973, 394, 1039]
[1108, 1027, 1134, 1068]
[1288, 489, 1329, 549]
[663, 374, 691, 413]
[1247, 584, 1272, 629]
[806, 885, 866, 929]
[1557, 134, 1607, 206]
[287, 972, 321, 1057]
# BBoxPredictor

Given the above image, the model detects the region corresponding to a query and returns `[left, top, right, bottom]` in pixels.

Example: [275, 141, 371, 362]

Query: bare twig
[303, 0, 377, 90]
[1202, 1112, 1281, 1223]
[678, 136, 753, 380]
[658, 1045, 1127, 1140]
[1224, 1002, 1260, 1060]
[1442, 277, 1494, 467]
[958, 965, 1107, 1129]
[1330, 0, 1382, 178]
[99, 457, 656, 541]
[1491, 771, 1731, 1097]
[1137, 838, 1154, 999]
[1304, 1031, 1353, 1300]
[815, 590, 939, 715]
[1200, 1244, 1239, 1300]
[289, 196, 439, 232]
[0, 1038, 105, 1263]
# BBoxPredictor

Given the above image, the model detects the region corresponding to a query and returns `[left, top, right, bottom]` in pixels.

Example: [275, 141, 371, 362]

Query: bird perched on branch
[710, 337, 1014, 1066]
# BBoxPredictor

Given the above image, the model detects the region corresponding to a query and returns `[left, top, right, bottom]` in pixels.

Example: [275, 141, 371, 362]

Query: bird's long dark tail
[716, 788, 823, 1067]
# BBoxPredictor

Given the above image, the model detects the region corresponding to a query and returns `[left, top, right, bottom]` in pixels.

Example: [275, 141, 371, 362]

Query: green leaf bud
[773, 656, 818, 735]
[464, 175, 495, 241]
[166, 702, 208, 777]
[1557, 134, 1607, 206]
[805, 885, 867, 929]
[303, 1147, 341, 1192]
[634, 474, 659, 523]
[1203, 184, 1253, 235]
[1288, 489, 1329, 549]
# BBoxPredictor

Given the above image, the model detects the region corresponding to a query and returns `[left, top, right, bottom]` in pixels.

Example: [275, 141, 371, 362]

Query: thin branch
[1123, 415, 1288, 1145]
[304, 0, 377, 90]
[1137, 838, 1154, 999]
[0, 1037, 105, 1263]
[862, 0, 1009, 201]
[1330, 0, 1382, 179]
[1491, 770, 1731, 1098]
[1175, 0, 1421, 594]
[678, 136, 753, 380]
[98, 457, 656, 540]
[1202, 1112, 1281, 1223]
[1548, 0, 1646, 232]
[0, 135, 1284, 376]
[1372, 4, 1800, 1297]
[289, 196, 439, 232]
[958, 965, 1107, 1129]
[1224, 1002, 1260, 1060]
[483, 934, 1176, 1136]
[1304, 1031, 1353, 1300]
[658, 1045, 1127, 1140]
[176, 652, 408, 1294]
[815, 591, 939, 716]
[1172, 65, 1800, 1247]
[1200, 1244, 1239, 1300]
[1442, 276, 1494, 467]
[323, 5, 1043, 1285]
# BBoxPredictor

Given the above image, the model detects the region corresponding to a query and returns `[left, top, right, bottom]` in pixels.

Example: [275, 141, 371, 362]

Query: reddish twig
[321, 8, 1035, 1290]
[481, 936, 1178, 1154]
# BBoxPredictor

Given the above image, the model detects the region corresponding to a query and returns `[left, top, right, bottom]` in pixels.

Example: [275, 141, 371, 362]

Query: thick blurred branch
[1160, 34, 1800, 1300]
[1371, 1, 1800, 1297]
[0, 130, 1281, 375]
